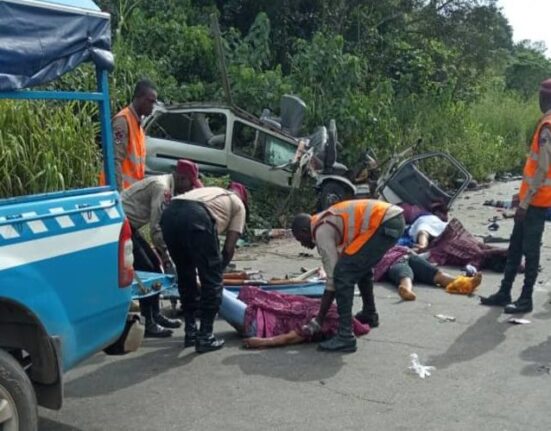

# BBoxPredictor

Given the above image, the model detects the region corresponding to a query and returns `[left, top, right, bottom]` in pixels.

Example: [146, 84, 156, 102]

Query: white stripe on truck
[0, 222, 123, 271]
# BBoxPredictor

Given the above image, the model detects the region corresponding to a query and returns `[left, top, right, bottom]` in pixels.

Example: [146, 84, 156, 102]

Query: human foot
[398, 285, 416, 301]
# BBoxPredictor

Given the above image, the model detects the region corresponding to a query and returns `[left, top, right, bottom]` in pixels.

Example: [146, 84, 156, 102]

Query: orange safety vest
[311, 199, 392, 255]
[518, 112, 551, 207]
[99, 106, 146, 190]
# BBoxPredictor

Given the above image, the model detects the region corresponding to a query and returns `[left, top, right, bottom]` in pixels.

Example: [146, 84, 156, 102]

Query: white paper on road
[408, 353, 435, 379]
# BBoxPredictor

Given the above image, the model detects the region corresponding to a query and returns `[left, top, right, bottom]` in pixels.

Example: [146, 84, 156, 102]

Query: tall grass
[0, 100, 100, 198]
[393, 87, 536, 180]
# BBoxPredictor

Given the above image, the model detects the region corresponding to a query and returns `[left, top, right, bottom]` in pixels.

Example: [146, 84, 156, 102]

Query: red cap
[540, 78, 551, 96]
[228, 181, 249, 208]
[175, 159, 203, 188]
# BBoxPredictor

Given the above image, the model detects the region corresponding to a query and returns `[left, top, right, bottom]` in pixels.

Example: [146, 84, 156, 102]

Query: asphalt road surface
[40, 181, 551, 431]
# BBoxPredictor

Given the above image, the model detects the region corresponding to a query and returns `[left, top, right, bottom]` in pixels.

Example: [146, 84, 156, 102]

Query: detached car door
[226, 118, 297, 189]
[144, 108, 229, 176]
[379, 152, 472, 211]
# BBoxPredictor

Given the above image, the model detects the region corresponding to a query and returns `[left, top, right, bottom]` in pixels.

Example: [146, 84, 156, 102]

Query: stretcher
[131, 271, 326, 300]
[131, 271, 175, 299]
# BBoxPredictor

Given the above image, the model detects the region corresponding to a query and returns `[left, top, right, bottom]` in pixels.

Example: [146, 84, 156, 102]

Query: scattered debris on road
[508, 318, 531, 325]
[408, 353, 435, 379]
[434, 314, 456, 322]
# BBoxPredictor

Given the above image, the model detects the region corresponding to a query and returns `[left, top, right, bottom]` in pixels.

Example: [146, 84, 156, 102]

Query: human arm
[412, 230, 430, 252]
[222, 196, 247, 268]
[222, 230, 241, 269]
[315, 222, 340, 292]
[316, 290, 335, 325]
[149, 183, 172, 267]
[519, 126, 551, 211]
[112, 116, 128, 191]
[242, 330, 305, 349]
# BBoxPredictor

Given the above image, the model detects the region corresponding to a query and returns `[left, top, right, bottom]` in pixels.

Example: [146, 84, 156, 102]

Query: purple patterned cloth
[373, 245, 411, 281]
[237, 286, 370, 340]
[427, 218, 509, 271]
[399, 203, 431, 224]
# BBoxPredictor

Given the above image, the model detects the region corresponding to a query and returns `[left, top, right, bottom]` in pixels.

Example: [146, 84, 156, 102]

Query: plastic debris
[464, 264, 477, 277]
[487, 216, 500, 231]
[408, 353, 435, 379]
[508, 318, 531, 325]
[434, 314, 456, 322]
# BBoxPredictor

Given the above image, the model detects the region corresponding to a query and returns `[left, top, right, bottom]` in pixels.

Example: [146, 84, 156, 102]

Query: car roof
[157, 102, 299, 142]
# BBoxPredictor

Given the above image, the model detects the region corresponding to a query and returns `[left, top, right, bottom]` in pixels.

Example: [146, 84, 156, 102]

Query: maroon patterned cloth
[373, 245, 411, 281]
[427, 218, 509, 271]
[237, 286, 370, 340]
[399, 203, 430, 224]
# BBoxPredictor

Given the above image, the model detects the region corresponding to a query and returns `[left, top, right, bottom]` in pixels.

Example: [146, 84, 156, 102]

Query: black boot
[144, 322, 173, 338]
[505, 283, 535, 314]
[184, 314, 198, 348]
[195, 311, 224, 354]
[354, 310, 379, 328]
[155, 313, 183, 329]
[480, 290, 511, 307]
[318, 315, 357, 353]
[504, 297, 533, 314]
[355, 276, 379, 327]
[319, 286, 357, 353]
[151, 295, 182, 328]
[142, 298, 172, 338]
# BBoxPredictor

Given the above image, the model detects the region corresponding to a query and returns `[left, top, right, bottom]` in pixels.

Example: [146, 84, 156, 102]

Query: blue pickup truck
[0, 1, 133, 429]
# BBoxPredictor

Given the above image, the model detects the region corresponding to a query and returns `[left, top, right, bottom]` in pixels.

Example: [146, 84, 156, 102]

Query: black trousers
[500, 205, 547, 299]
[387, 254, 438, 286]
[131, 228, 162, 323]
[333, 215, 405, 333]
[160, 200, 223, 321]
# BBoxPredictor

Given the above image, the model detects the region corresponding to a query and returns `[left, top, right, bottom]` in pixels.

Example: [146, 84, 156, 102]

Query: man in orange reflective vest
[481, 78, 551, 314]
[292, 199, 405, 352]
[100, 79, 157, 190]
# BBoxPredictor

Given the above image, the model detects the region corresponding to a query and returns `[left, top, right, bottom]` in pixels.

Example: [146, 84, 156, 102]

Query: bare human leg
[433, 270, 456, 288]
[398, 277, 416, 301]
[242, 330, 305, 349]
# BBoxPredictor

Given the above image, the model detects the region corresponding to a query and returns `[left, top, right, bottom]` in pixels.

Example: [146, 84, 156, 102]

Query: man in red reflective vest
[481, 78, 551, 314]
[292, 199, 405, 352]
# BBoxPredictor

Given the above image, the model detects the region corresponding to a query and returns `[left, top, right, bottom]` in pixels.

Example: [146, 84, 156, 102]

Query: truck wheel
[0, 349, 38, 431]
[317, 182, 353, 211]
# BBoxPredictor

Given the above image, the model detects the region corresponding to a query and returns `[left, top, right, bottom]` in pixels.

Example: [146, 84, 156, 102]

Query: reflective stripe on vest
[311, 199, 392, 256]
[518, 113, 551, 207]
[523, 177, 551, 187]
[98, 106, 146, 190]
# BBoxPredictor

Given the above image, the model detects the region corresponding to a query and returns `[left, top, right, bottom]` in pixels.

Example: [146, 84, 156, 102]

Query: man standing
[160, 183, 248, 353]
[100, 79, 157, 190]
[291, 199, 404, 352]
[481, 79, 551, 314]
[122, 159, 203, 337]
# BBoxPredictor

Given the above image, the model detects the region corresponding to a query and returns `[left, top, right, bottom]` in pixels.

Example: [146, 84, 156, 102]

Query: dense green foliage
[0, 101, 100, 196]
[2, 0, 551, 225]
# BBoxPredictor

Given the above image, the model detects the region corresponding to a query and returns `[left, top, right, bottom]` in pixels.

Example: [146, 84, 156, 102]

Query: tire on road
[317, 181, 354, 211]
[0, 349, 38, 431]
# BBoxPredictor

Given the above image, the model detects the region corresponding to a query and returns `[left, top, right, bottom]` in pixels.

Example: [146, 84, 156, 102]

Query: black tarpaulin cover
[0, 0, 113, 91]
